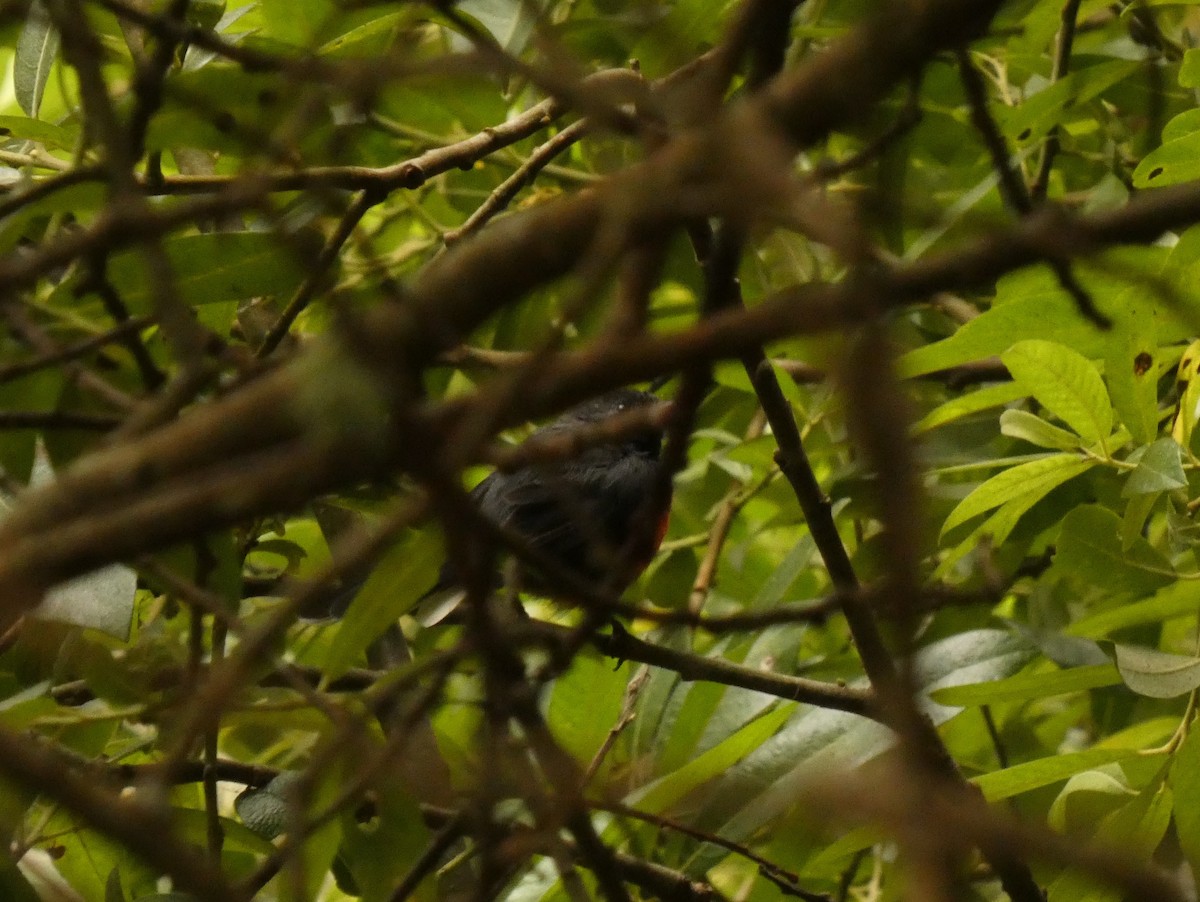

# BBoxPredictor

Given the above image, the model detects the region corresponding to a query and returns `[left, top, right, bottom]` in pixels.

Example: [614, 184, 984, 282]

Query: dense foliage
[7, 0, 1200, 900]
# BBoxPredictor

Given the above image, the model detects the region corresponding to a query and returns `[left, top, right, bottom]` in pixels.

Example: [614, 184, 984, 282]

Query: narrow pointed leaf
[941, 454, 1093, 537]
[14, 1, 59, 117]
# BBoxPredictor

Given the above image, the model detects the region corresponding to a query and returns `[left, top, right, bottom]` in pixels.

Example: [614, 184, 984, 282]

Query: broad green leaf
[1182, 47, 1200, 87]
[1114, 644, 1200, 698]
[1103, 291, 1159, 445]
[0, 115, 72, 149]
[1133, 130, 1200, 188]
[811, 748, 1141, 870]
[1008, 622, 1110, 668]
[912, 382, 1027, 433]
[930, 663, 1120, 707]
[1120, 492, 1158, 551]
[1070, 581, 1200, 638]
[14, 1, 59, 117]
[934, 480, 1064, 579]
[259, 0, 335, 45]
[1001, 340, 1112, 445]
[102, 233, 308, 314]
[106, 869, 125, 902]
[628, 703, 794, 814]
[752, 538, 813, 607]
[941, 453, 1094, 537]
[682, 705, 894, 873]
[286, 762, 343, 902]
[1171, 727, 1200, 880]
[899, 249, 1182, 380]
[685, 630, 1032, 874]
[1162, 107, 1200, 143]
[457, 0, 544, 54]
[1001, 60, 1139, 146]
[339, 777, 433, 901]
[1047, 782, 1171, 902]
[171, 806, 276, 858]
[322, 527, 443, 679]
[900, 292, 1106, 378]
[972, 748, 1139, 802]
[1048, 767, 1136, 834]
[917, 628, 1038, 720]
[999, 408, 1083, 450]
[320, 12, 405, 58]
[1057, 506, 1175, 597]
[548, 653, 634, 768]
[692, 629, 807, 762]
[1122, 438, 1186, 496]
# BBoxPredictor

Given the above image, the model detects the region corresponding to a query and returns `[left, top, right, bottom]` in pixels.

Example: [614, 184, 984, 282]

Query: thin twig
[584, 623, 876, 717]
[1030, 0, 1083, 200]
[256, 189, 379, 358]
[955, 45, 1108, 329]
[445, 118, 591, 246]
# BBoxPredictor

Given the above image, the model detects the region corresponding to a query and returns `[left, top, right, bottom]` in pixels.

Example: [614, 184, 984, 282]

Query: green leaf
[917, 628, 1039, 719]
[339, 777, 432, 901]
[685, 630, 1032, 872]
[934, 482, 1062, 578]
[548, 653, 634, 767]
[259, 0, 335, 46]
[898, 249, 1183, 381]
[14, 0, 59, 117]
[105, 868, 126, 902]
[972, 748, 1139, 802]
[1048, 766, 1136, 834]
[1133, 129, 1200, 188]
[941, 454, 1094, 537]
[1120, 492, 1159, 551]
[1114, 644, 1200, 698]
[912, 382, 1028, 433]
[101, 233, 308, 314]
[1001, 340, 1112, 445]
[1182, 47, 1200, 87]
[0, 115, 72, 149]
[1122, 438, 1186, 496]
[322, 528, 443, 679]
[1171, 727, 1200, 880]
[1162, 107, 1200, 143]
[900, 292, 1106, 378]
[457, 0, 544, 55]
[1103, 291, 1159, 445]
[1057, 505, 1175, 597]
[628, 703, 794, 814]
[1070, 581, 1200, 638]
[930, 663, 1120, 707]
[999, 408, 1083, 450]
[1047, 782, 1172, 902]
[1001, 60, 1139, 146]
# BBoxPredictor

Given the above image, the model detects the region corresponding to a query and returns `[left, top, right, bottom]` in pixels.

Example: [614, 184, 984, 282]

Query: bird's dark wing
[497, 446, 662, 585]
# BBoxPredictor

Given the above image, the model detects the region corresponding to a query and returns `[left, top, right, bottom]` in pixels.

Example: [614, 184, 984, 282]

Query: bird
[311, 388, 674, 623]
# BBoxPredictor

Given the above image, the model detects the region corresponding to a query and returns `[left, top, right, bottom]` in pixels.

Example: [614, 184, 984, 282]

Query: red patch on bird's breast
[653, 509, 670, 552]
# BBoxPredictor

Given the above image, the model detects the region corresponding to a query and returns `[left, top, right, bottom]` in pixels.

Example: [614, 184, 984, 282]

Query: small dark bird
[316, 388, 673, 622]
